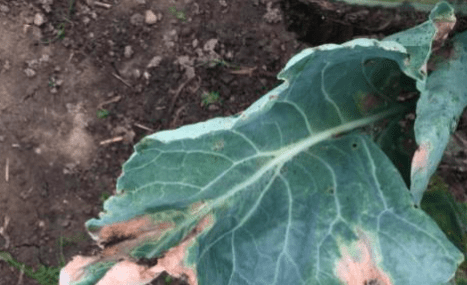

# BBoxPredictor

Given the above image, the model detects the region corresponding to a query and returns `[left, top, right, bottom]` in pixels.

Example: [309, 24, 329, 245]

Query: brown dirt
[0, 0, 466, 284]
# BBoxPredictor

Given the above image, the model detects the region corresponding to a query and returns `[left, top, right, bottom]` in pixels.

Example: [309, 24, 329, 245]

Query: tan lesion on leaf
[432, 18, 456, 53]
[147, 213, 215, 285]
[60, 209, 215, 285]
[85, 215, 177, 264]
[97, 216, 174, 247]
[411, 142, 429, 174]
[336, 229, 392, 285]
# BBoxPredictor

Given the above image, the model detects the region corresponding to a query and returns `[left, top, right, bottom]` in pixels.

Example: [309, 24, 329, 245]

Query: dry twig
[112, 73, 132, 88]
[5, 158, 8, 182]
[0, 215, 10, 249]
[134, 123, 154, 132]
[94, 1, 112, 9]
[98, 95, 122, 109]
[100, 136, 123, 145]
[228, 66, 257, 76]
[16, 264, 24, 285]
[167, 76, 198, 119]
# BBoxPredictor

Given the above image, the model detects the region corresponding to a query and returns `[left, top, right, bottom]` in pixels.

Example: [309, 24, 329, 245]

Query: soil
[0, 0, 466, 284]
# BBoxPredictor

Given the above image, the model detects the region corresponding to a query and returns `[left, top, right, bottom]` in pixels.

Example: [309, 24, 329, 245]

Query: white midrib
[196, 106, 403, 217]
[148, 107, 403, 261]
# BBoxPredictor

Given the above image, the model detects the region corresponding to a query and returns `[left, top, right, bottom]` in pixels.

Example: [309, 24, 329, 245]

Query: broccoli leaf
[60, 3, 465, 285]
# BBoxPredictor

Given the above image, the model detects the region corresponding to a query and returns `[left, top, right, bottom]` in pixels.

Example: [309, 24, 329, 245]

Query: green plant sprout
[0, 231, 91, 285]
[168, 6, 186, 21]
[41, 0, 74, 44]
[99, 191, 111, 202]
[201, 91, 220, 107]
[0, 243, 65, 285]
[56, 232, 89, 249]
[96, 109, 110, 119]
[48, 78, 57, 88]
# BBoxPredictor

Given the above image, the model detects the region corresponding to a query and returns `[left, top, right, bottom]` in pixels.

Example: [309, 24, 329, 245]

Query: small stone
[192, 39, 198, 48]
[82, 17, 90, 25]
[147, 56, 162, 68]
[219, 0, 227, 7]
[0, 135, 4, 142]
[24, 17, 34, 25]
[136, 0, 146, 4]
[208, 104, 220, 111]
[124, 45, 133, 58]
[145, 10, 158, 25]
[203, 38, 218, 52]
[40, 54, 50, 62]
[135, 83, 144, 92]
[130, 13, 144, 26]
[34, 13, 46, 26]
[26, 59, 38, 68]
[61, 37, 72, 47]
[263, 2, 282, 24]
[3, 60, 10, 71]
[0, 4, 9, 13]
[220, 74, 234, 84]
[132, 69, 141, 79]
[24, 68, 36, 77]
[180, 26, 192, 37]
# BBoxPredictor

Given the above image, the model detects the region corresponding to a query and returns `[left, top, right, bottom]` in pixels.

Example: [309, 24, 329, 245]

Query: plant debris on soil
[0, 0, 466, 284]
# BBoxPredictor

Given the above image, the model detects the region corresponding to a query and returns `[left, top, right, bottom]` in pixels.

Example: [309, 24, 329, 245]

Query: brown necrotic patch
[336, 228, 392, 285]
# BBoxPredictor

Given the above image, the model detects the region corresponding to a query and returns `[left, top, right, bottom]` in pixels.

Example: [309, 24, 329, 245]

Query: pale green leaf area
[62, 2, 467, 285]
[411, 30, 467, 205]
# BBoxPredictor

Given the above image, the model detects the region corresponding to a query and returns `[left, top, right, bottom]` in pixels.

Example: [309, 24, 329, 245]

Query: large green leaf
[60, 4, 465, 285]
[410, 30, 467, 206]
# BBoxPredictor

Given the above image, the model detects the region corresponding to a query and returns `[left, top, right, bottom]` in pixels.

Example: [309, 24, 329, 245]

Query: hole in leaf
[365, 278, 383, 285]
[102, 233, 135, 248]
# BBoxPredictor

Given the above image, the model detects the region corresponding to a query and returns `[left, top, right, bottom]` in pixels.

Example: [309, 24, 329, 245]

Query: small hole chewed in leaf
[336, 229, 392, 285]
[325, 187, 334, 195]
[365, 279, 384, 285]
